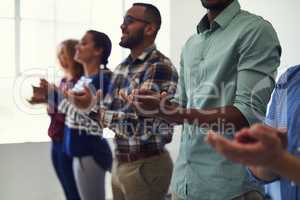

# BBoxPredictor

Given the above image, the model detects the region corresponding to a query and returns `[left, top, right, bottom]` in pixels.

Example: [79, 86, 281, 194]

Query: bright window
[0, 0, 170, 144]
[0, 0, 14, 18]
[0, 19, 15, 78]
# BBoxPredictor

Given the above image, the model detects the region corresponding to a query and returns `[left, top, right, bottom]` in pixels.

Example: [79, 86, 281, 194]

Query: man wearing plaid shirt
[68, 3, 178, 200]
[105, 3, 178, 200]
[106, 42, 178, 200]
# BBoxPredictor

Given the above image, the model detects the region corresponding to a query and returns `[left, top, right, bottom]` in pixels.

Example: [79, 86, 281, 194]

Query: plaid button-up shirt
[104, 45, 178, 154]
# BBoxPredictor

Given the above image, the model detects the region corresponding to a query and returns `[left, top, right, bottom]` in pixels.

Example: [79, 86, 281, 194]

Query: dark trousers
[51, 141, 81, 200]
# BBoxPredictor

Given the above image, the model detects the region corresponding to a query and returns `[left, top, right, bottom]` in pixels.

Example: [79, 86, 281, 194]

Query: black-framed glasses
[122, 15, 150, 26]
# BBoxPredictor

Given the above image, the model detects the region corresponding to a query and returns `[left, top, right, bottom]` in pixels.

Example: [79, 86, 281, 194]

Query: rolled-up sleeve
[233, 20, 281, 125]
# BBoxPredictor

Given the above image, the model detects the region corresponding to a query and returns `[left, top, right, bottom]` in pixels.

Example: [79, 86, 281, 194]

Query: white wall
[170, 0, 205, 69]
[170, 0, 300, 74]
[239, 0, 300, 73]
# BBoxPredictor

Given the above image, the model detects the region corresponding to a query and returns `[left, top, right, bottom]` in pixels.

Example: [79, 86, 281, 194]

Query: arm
[205, 124, 292, 183]
[145, 100, 249, 132]
[133, 20, 281, 132]
[271, 151, 300, 186]
[247, 142, 300, 186]
[133, 92, 261, 133]
[248, 166, 279, 182]
[28, 79, 65, 108]
[110, 60, 178, 140]
[246, 149, 300, 185]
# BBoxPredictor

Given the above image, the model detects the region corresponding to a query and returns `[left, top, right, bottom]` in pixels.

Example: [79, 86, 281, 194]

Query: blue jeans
[51, 141, 81, 200]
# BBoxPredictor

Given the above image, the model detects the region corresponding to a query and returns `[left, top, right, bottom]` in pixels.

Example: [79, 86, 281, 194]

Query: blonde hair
[58, 39, 84, 79]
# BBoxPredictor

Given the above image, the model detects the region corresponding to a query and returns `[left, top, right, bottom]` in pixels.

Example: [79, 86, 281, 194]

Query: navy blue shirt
[63, 69, 113, 171]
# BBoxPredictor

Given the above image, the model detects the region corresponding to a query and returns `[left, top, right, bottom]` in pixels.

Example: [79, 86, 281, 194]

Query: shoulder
[235, 10, 272, 27]
[145, 49, 178, 78]
[59, 77, 67, 86]
[113, 62, 126, 76]
[276, 65, 300, 88]
[235, 10, 278, 38]
[182, 33, 199, 51]
[101, 69, 112, 79]
[148, 49, 176, 70]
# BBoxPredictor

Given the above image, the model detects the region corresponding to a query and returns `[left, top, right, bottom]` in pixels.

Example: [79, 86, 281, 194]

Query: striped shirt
[250, 65, 300, 200]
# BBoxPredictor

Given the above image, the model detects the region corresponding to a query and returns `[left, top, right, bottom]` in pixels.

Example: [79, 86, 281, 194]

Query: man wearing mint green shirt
[129, 0, 281, 199]
[169, 0, 281, 199]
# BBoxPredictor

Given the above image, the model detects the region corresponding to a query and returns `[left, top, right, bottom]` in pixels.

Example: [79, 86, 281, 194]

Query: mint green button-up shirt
[171, 1, 281, 200]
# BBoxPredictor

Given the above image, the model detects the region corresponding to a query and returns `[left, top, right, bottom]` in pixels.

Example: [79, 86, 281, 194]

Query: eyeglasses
[122, 15, 150, 26]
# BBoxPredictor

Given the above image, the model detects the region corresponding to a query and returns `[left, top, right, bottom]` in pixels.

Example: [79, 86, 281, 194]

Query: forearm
[249, 151, 300, 186]
[158, 104, 249, 131]
[271, 151, 300, 186]
[249, 166, 279, 182]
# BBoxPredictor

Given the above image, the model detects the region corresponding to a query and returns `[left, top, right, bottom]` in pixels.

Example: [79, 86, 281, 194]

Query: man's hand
[120, 89, 166, 117]
[205, 124, 287, 168]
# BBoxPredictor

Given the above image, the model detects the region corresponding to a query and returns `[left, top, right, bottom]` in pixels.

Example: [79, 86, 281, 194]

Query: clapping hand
[120, 89, 167, 117]
[206, 124, 288, 167]
[28, 78, 53, 104]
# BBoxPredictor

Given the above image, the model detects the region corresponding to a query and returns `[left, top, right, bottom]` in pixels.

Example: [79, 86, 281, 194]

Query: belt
[116, 149, 164, 163]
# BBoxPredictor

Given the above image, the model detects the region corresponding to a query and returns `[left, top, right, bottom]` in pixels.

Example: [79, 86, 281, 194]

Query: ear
[94, 48, 103, 57]
[144, 23, 157, 37]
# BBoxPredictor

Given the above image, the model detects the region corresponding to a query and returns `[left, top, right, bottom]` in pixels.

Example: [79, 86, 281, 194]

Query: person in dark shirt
[62, 30, 113, 200]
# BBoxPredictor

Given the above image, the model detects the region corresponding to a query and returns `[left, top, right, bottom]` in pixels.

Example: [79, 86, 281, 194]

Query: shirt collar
[122, 44, 156, 65]
[197, 0, 240, 33]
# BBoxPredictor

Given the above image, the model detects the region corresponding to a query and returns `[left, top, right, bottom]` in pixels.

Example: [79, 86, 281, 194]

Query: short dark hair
[86, 30, 112, 67]
[133, 3, 161, 31]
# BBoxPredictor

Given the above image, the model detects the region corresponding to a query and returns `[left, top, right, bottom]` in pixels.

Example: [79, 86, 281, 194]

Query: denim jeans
[51, 141, 81, 200]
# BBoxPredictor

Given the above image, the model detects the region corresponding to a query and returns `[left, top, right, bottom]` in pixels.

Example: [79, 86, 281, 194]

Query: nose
[121, 19, 129, 29]
[120, 23, 126, 30]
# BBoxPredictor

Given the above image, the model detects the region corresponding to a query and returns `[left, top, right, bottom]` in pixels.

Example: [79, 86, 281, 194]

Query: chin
[119, 41, 130, 48]
[74, 57, 83, 64]
[201, 0, 218, 8]
[74, 54, 81, 61]
[202, 0, 231, 10]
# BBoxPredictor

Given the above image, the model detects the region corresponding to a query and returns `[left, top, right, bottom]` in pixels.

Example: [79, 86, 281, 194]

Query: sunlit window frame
[10, 0, 127, 78]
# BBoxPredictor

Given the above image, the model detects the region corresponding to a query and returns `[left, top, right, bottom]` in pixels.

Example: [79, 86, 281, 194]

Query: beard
[119, 27, 145, 48]
[200, 0, 232, 11]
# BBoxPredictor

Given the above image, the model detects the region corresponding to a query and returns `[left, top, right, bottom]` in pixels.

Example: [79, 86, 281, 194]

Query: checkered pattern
[104, 45, 178, 154]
